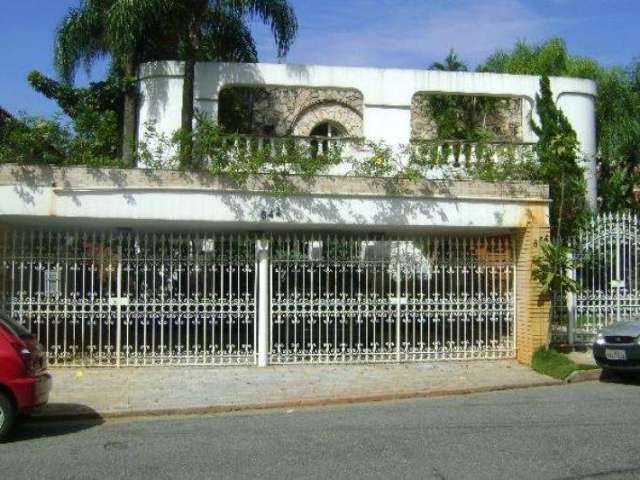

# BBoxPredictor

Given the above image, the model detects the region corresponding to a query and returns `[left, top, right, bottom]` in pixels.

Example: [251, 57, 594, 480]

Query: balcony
[216, 134, 537, 179]
[408, 140, 537, 179]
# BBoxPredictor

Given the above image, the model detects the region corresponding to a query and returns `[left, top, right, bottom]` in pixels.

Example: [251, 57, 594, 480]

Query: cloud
[252, 0, 564, 69]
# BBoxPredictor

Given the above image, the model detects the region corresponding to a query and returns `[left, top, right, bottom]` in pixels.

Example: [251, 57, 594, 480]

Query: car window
[0, 313, 33, 339]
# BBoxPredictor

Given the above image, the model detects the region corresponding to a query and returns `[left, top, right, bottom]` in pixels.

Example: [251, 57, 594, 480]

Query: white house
[138, 62, 597, 205]
[0, 62, 597, 369]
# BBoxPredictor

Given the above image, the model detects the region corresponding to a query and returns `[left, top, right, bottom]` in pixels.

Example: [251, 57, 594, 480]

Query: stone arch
[291, 101, 363, 137]
[310, 120, 347, 137]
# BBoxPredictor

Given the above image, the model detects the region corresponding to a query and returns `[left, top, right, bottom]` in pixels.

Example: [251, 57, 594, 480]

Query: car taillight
[13, 341, 36, 375]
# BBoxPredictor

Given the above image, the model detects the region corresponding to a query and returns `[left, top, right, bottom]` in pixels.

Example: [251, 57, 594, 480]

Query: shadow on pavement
[6, 404, 104, 444]
[599, 370, 640, 386]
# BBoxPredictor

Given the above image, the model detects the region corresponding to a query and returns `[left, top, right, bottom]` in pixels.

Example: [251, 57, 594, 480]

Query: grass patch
[532, 347, 596, 380]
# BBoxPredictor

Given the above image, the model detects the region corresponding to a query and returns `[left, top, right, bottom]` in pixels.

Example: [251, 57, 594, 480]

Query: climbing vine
[138, 115, 343, 195]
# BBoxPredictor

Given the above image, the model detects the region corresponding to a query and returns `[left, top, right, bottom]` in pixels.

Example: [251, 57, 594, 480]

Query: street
[3, 381, 640, 479]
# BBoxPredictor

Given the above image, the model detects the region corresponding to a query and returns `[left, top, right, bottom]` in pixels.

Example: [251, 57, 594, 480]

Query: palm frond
[54, 2, 110, 83]
[106, 0, 178, 63]
[220, 0, 298, 58]
[200, 9, 258, 62]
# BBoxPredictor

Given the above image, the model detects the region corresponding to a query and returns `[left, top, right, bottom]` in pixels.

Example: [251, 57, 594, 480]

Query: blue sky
[1, 0, 639, 118]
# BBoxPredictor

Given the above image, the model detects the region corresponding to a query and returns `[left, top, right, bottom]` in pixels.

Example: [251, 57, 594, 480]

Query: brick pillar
[515, 208, 551, 365]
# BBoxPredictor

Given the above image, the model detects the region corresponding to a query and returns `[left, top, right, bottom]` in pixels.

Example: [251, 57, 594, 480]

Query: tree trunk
[180, 54, 195, 167]
[556, 172, 566, 243]
[180, 10, 203, 169]
[122, 58, 138, 168]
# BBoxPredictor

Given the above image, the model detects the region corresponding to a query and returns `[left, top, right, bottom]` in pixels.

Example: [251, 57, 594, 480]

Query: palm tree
[54, 0, 173, 167]
[172, 1, 298, 166]
[430, 49, 468, 72]
[55, 1, 296, 168]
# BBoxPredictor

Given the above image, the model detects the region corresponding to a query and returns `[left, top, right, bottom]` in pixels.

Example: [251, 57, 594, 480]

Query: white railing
[219, 136, 536, 179]
[221, 134, 362, 158]
[409, 140, 537, 179]
[219, 134, 367, 176]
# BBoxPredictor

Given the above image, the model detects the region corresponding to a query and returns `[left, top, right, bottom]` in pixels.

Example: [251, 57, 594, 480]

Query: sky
[1, 0, 639, 118]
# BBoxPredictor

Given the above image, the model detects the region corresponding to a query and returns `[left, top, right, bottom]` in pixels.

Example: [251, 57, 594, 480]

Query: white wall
[138, 61, 598, 203]
[557, 92, 598, 208]
[0, 183, 544, 232]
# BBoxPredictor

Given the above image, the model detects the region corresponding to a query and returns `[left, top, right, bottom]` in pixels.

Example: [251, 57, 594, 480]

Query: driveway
[5, 381, 640, 479]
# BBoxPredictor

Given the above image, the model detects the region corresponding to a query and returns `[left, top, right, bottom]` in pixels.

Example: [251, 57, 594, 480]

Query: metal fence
[552, 212, 640, 344]
[270, 233, 515, 364]
[0, 231, 257, 366]
[0, 229, 516, 367]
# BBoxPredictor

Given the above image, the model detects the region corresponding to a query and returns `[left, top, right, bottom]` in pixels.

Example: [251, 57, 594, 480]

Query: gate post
[567, 251, 577, 345]
[256, 239, 271, 367]
[514, 207, 551, 365]
[115, 242, 123, 368]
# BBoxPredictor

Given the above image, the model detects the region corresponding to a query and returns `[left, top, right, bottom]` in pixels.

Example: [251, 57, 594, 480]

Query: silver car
[593, 321, 640, 373]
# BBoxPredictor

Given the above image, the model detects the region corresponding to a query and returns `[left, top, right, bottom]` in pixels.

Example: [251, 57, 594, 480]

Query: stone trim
[0, 164, 549, 203]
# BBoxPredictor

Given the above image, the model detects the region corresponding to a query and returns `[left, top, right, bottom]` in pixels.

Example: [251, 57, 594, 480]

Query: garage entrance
[1, 230, 515, 367]
[0, 231, 257, 366]
[269, 232, 515, 364]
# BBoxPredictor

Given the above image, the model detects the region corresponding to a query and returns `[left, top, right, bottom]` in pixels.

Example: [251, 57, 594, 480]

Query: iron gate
[553, 213, 640, 344]
[0, 229, 516, 366]
[0, 231, 257, 366]
[270, 233, 515, 363]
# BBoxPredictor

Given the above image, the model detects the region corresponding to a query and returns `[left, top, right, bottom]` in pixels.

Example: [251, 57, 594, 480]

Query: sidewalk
[35, 360, 559, 420]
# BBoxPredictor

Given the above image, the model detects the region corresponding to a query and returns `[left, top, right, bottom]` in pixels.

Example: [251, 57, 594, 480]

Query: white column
[566, 252, 577, 345]
[256, 239, 270, 367]
[556, 92, 598, 210]
[115, 249, 123, 368]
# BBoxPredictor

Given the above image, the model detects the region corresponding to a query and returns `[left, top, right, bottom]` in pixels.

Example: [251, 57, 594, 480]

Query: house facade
[0, 62, 597, 369]
[138, 62, 597, 203]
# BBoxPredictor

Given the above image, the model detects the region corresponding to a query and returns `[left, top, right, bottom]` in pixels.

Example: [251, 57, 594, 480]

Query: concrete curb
[565, 368, 602, 384]
[29, 379, 562, 423]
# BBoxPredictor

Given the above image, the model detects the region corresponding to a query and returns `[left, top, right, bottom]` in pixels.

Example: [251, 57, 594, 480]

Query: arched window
[310, 121, 346, 138]
[309, 121, 346, 158]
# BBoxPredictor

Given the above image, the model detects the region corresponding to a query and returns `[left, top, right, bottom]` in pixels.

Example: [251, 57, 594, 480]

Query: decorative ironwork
[0, 231, 257, 366]
[553, 212, 640, 344]
[0, 229, 516, 366]
[269, 233, 515, 363]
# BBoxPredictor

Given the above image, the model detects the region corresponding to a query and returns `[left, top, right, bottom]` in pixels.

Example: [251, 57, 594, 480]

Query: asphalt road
[3, 381, 640, 480]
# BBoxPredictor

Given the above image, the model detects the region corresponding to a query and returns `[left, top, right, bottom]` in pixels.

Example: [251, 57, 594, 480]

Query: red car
[0, 312, 52, 440]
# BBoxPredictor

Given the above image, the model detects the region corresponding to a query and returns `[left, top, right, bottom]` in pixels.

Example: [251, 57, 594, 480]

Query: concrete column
[515, 206, 552, 365]
[557, 92, 598, 210]
[256, 239, 271, 367]
[566, 254, 577, 345]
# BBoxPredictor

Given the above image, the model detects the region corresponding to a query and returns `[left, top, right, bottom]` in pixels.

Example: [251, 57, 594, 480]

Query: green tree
[0, 115, 69, 165]
[531, 76, 588, 242]
[53, 1, 269, 167]
[430, 49, 468, 72]
[422, 50, 502, 141]
[27, 71, 129, 161]
[596, 64, 640, 211]
[54, 0, 174, 166]
[478, 37, 600, 78]
[169, 1, 298, 167]
[479, 37, 640, 211]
